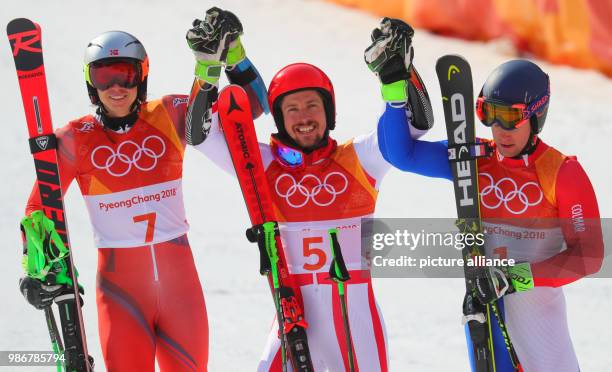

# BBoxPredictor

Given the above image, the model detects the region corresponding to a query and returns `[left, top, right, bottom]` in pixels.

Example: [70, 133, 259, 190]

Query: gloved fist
[19, 276, 65, 310]
[187, 7, 243, 82]
[365, 18, 415, 101]
[187, 7, 243, 60]
[468, 262, 534, 305]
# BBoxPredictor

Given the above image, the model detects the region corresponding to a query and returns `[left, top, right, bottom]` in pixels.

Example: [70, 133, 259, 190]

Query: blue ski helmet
[478, 60, 550, 134]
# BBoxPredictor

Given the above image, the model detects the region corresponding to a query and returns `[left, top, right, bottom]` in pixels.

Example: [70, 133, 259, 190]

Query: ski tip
[219, 84, 250, 116]
[219, 84, 247, 97]
[7, 17, 43, 69]
[436, 54, 468, 65]
[435, 55, 472, 82]
[6, 18, 36, 34]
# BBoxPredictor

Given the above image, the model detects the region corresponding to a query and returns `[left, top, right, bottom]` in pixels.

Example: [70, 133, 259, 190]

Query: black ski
[436, 55, 496, 372]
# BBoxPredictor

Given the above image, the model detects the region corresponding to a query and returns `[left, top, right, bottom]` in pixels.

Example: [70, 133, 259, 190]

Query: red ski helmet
[268, 63, 336, 135]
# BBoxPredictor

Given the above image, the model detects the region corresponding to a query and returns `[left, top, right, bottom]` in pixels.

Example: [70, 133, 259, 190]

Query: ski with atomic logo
[7, 18, 94, 372]
[436, 55, 521, 372]
[217, 85, 313, 372]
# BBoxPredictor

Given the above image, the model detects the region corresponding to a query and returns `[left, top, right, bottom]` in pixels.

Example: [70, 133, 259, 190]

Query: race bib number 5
[303, 237, 327, 271]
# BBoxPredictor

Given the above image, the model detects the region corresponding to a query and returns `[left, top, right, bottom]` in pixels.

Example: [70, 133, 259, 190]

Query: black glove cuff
[225, 65, 257, 86]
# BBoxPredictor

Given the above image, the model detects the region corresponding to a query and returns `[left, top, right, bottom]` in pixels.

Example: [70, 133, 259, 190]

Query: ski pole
[328, 228, 355, 372]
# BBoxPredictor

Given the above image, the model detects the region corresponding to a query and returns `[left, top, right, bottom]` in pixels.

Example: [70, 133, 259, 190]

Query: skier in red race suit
[378, 59, 604, 371]
[19, 31, 208, 371]
[184, 9, 432, 372]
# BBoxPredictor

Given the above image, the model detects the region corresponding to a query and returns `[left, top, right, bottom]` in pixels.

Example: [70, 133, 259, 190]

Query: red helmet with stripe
[268, 63, 336, 134]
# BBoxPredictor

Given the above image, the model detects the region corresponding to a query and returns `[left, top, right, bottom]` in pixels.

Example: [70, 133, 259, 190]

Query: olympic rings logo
[275, 172, 349, 208]
[90, 136, 166, 177]
[480, 173, 543, 215]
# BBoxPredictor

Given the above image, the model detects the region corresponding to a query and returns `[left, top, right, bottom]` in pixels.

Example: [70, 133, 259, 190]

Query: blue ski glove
[469, 262, 535, 304]
[364, 17, 414, 102]
[186, 7, 243, 83]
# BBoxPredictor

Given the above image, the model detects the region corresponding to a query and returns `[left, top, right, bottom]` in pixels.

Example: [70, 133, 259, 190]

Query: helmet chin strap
[511, 116, 540, 158]
[97, 102, 140, 133]
[513, 133, 539, 158]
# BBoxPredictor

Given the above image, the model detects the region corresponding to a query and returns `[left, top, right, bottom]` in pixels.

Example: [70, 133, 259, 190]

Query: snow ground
[1, 0, 611, 370]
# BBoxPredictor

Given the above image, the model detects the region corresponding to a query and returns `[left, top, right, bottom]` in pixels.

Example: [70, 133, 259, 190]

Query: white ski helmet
[83, 31, 149, 104]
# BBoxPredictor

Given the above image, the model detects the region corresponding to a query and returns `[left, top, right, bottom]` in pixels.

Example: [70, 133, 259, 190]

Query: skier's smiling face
[491, 120, 532, 157]
[280, 90, 327, 149]
[97, 85, 138, 118]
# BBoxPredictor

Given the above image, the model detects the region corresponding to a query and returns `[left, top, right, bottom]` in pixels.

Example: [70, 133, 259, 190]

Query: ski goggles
[270, 135, 336, 169]
[273, 141, 304, 168]
[476, 86, 550, 130]
[85, 59, 142, 91]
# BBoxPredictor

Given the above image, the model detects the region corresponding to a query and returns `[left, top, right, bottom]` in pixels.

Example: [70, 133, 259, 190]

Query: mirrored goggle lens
[480, 101, 526, 130]
[89, 61, 140, 90]
[276, 146, 303, 167]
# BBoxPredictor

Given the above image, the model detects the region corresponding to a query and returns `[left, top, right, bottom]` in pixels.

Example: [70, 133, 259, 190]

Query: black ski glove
[364, 17, 414, 85]
[19, 275, 85, 310]
[19, 276, 65, 310]
[467, 262, 534, 304]
[187, 7, 245, 83]
[187, 7, 243, 62]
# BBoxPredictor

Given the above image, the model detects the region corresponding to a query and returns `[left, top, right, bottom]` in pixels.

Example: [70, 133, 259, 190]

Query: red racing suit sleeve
[531, 158, 604, 287]
[25, 124, 78, 215]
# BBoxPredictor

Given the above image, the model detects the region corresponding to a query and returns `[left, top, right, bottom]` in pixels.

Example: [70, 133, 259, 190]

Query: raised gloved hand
[186, 7, 244, 83]
[364, 17, 415, 102]
[468, 262, 534, 304]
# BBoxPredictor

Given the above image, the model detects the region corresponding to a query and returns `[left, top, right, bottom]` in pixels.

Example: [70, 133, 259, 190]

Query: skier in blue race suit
[373, 56, 603, 371]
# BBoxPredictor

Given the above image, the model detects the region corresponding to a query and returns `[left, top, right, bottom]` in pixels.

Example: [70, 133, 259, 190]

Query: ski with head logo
[7, 18, 94, 372]
[436, 55, 521, 372]
[217, 85, 313, 372]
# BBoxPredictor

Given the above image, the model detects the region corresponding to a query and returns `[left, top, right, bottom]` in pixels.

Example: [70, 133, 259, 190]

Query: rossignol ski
[7, 18, 93, 372]
[436, 55, 521, 372]
[217, 85, 313, 372]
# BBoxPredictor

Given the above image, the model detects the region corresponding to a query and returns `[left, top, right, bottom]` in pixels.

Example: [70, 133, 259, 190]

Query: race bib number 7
[133, 212, 156, 243]
[84, 179, 188, 247]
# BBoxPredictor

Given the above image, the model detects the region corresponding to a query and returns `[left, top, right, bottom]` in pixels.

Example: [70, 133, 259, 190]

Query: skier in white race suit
[184, 9, 432, 371]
